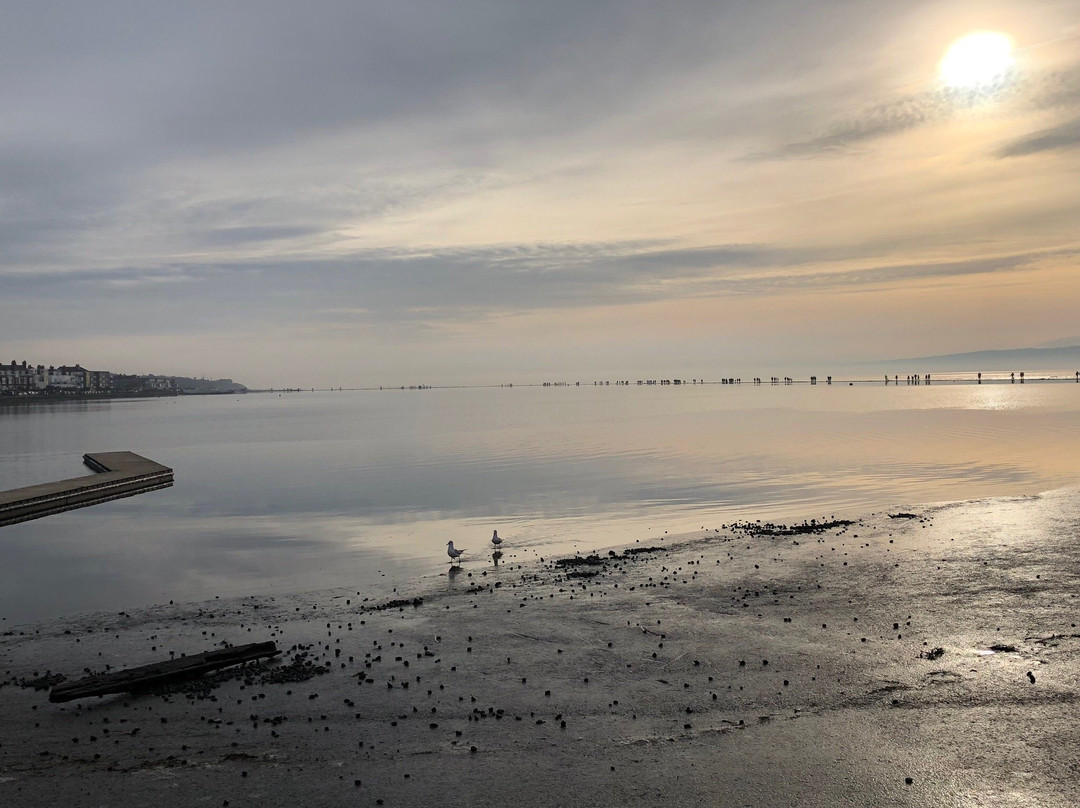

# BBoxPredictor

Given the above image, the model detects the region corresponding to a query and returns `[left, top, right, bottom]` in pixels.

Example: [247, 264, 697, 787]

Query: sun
[939, 31, 1014, 89]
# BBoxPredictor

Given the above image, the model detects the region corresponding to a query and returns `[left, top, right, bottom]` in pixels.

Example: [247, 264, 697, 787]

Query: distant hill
[151, 375, 248, 394]
[1033, 335, 1080, 349]
[875, 345, 1080, 372]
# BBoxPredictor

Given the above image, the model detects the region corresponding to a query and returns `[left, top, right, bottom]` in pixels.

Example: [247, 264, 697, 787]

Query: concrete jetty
[0, 452, 173, 528]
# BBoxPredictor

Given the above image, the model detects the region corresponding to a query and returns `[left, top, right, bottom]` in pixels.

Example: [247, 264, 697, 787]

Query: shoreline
[0, 390, 242, 406]
[3, 372, 1077, 408]
[3, 488, 1080, 806]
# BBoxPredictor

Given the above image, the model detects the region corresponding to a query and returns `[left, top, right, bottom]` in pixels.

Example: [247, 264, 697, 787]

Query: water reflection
[1, 383, 1079, 623]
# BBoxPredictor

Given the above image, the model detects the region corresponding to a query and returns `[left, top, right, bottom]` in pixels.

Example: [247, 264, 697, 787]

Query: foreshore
[3, 489, 1079, 807]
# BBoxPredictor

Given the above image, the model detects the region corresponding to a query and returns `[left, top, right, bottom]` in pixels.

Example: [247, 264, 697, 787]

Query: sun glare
[939, 31, 1014, 89]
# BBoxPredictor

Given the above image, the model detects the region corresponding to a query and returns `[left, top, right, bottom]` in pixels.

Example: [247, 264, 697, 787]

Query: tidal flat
[3, 488, 1079, 807]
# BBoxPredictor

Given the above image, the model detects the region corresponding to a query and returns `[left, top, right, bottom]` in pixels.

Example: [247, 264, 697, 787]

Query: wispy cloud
[998, 116, 1080, 157]
[754, 64, 1080, 160]
[5, 241, 1072, 343]
[739, 248, 1076, 293]
[195, 225, 324, 247]
[754, 86, 1011, 159]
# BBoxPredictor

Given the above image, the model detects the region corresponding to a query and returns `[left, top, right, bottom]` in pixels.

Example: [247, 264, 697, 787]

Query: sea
[2, 376, 1079, 624]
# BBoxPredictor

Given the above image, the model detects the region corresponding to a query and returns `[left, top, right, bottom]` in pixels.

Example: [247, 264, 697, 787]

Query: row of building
[0, 360, 178, 396]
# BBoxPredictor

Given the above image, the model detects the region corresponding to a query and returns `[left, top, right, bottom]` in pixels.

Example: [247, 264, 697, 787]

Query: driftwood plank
[49, 641, 280, 702]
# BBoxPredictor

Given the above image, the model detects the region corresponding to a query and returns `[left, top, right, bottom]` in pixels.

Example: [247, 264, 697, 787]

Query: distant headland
[875, 344, 1080, 372]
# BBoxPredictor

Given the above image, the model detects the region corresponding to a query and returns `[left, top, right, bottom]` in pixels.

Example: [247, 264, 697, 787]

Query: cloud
[741, 248, 1074, 293]
[755, 86, 1006, 159]
[195, 225, 324, 247]
[1027, 63, 1080, 111]
[0, 1, 801, 163]
[755, 64, 1080, 160]
[998, 116, 1080, 157]
[3, 239, 1071, 349]
[0, 1, 939, 271]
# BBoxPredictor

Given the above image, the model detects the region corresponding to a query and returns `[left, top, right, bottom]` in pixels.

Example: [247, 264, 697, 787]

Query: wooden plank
[49, 641, 279, 702]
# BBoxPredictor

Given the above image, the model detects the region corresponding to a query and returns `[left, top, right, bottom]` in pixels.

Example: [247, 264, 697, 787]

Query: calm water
[2, 381, 1079, 623]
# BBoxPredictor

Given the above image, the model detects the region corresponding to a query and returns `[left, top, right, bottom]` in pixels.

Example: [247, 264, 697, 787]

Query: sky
[2, 0, 1079, 387]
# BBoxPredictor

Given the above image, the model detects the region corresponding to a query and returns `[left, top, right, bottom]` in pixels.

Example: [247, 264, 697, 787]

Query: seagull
[446, 541, 466, 565]
[491, 530, 503, 548]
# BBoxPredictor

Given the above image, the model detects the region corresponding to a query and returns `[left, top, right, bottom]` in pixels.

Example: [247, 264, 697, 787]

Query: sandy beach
[3, 488, 1080, 807]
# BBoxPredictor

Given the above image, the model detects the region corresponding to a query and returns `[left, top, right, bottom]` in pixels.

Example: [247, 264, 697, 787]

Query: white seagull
[446, 540, 466, 565]
[491, 530, 503, 548]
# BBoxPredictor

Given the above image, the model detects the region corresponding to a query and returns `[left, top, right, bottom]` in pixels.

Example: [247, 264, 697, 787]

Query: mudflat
[2, 489, 1079, 807]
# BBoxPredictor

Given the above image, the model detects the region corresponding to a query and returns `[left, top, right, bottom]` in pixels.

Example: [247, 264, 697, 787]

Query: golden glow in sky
[939, 31, 1015, 89]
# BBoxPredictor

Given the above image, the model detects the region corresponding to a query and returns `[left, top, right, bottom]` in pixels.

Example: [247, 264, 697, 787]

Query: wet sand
[3, 489, 1080, 807]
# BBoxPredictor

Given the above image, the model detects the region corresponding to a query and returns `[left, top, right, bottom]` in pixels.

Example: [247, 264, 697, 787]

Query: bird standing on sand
[491, 530, 503, 548]
[447, 541, 466, 565]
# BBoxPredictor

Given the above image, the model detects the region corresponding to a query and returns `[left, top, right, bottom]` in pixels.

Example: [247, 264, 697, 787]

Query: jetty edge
[0, 451, 173, 528]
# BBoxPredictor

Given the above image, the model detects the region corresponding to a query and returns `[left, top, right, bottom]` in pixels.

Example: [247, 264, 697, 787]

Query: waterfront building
[0, 361, 34, 394]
